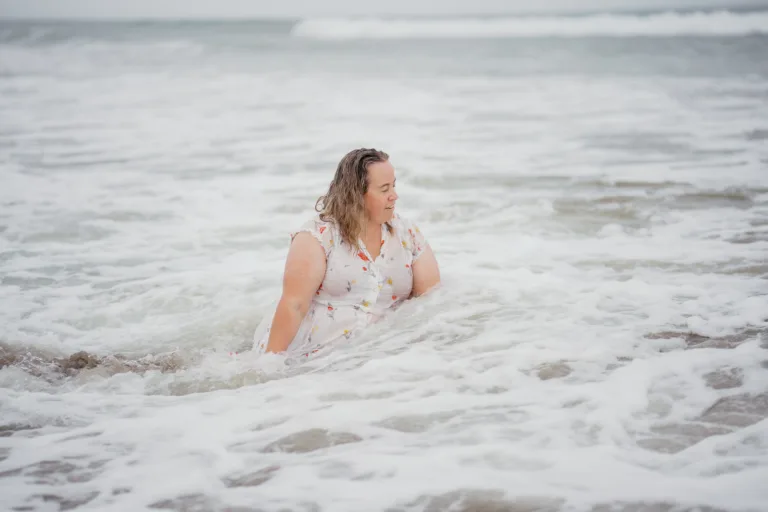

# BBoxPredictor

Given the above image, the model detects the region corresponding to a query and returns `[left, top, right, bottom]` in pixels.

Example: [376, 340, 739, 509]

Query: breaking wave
[291, 10, 768, 39]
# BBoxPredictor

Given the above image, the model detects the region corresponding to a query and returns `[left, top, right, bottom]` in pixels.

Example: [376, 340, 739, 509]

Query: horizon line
[2, 4, 768, 22]
[0, 6, 768, 23]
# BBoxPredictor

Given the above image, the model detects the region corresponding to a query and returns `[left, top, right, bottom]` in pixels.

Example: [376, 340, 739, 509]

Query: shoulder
[391, 212, 428, 258]
[391, 212, 422, 236]
[294, 215, 335, 235]
[390, 212, 411, 231]
[291, 215, 337, 253]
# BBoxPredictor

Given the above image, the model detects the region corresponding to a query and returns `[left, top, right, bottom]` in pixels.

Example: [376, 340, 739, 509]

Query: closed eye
[380, 179, 396, 191]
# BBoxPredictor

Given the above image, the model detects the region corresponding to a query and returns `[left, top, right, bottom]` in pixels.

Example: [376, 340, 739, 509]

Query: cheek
[366, 192, 386, 209]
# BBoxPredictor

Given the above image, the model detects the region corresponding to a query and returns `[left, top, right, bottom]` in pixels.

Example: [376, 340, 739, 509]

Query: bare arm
[412, 245, 440, 297]
[265, 232, 326, 353]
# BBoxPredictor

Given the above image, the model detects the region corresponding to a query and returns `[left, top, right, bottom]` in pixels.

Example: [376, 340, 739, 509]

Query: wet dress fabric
[253, 212, 428, 356]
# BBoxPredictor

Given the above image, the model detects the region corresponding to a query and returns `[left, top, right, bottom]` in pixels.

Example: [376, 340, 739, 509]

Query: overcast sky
[1, 0, 765, 19]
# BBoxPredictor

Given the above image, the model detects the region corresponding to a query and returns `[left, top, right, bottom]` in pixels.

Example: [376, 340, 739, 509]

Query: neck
[363, 218, 381, 237]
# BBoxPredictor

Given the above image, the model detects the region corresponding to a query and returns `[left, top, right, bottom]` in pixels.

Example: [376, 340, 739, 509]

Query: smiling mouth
[385, 206, 395, 210]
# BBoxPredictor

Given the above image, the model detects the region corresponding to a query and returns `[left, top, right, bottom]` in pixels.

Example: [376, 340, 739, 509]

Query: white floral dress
[253, 212, 428, 357]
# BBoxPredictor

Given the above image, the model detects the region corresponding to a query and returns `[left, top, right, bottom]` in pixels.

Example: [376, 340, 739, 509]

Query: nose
[391, 189, 399, 201]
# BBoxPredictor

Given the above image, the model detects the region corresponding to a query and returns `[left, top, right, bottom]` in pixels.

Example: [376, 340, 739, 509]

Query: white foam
[1, 22, 767, 512]
[291, 10, 768, 40]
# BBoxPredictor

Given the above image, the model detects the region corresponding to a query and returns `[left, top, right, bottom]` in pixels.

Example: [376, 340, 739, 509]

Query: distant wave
[291, 10, 768, 39]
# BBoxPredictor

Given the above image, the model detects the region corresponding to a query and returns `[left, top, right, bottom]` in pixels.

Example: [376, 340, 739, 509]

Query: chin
[383, 208, 395, 221]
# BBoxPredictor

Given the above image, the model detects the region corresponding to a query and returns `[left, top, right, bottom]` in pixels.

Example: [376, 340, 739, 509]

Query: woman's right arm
[264, 232, 326, 353]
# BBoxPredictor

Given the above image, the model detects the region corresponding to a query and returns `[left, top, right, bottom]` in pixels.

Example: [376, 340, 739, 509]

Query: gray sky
[0, 0, 765, 19]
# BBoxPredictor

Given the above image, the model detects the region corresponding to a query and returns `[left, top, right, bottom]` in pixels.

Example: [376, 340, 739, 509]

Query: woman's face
[364, 160, 398, 225]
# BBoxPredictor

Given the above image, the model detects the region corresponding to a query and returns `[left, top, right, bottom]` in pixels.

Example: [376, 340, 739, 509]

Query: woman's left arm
[412, 245, 440, 297]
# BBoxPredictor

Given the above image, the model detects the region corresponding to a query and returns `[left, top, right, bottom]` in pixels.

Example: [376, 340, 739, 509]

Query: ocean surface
[1, 9, 768, 512]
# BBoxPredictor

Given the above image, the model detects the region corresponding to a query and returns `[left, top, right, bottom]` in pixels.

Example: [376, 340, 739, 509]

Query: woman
[253, 148, 440, 356]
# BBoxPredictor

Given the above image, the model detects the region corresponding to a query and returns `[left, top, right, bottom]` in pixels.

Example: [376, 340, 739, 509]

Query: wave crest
[291, 10, 768, 39]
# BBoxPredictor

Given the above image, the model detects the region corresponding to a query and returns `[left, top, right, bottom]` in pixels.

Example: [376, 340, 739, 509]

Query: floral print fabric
[253, 212, 428, 356]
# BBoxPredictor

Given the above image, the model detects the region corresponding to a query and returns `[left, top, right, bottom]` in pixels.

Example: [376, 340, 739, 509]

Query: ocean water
[1, 10, 768, 512]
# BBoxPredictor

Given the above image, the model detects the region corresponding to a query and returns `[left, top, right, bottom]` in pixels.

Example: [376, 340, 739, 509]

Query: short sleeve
[291, 217, 335, 256]
[398, 215, 429, 261]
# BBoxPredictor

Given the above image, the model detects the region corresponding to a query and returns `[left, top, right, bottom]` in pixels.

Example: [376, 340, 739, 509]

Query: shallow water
[1, 13, 768, 512]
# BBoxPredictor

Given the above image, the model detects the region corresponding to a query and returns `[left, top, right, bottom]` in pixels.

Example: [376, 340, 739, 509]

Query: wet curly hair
[315, 148, 393, 249]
